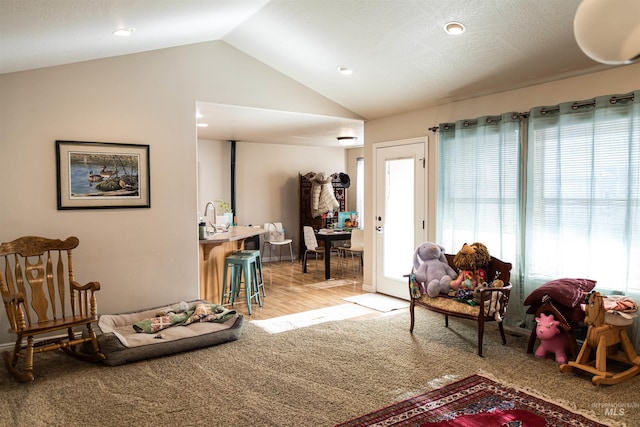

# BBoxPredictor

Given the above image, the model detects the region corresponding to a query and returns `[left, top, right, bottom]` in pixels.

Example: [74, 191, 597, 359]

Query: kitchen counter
[199, 225, 266, 243]
[199, 226, 266, 305]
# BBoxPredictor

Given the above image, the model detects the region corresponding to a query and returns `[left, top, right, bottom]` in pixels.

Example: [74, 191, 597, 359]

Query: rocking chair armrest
[70, 280, 101, 292]
[2, 291, 25, 304]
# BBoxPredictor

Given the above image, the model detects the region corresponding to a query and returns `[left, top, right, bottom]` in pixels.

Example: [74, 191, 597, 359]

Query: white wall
[362, 63, 640, 289]
[0, 41, 360, 346]
[197, 139, 232, 221]
[345, 147, 363, 212]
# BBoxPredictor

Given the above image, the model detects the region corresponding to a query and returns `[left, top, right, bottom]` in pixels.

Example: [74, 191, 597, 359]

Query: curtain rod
[540, 93, 635, 115]
[428, 92, 635, 130]
[428, 112, 528, 132]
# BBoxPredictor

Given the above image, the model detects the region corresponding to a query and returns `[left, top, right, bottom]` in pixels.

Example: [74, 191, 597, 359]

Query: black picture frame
[56, 140, 150, 209]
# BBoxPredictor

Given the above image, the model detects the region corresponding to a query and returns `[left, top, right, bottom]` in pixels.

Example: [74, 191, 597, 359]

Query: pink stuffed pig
[534, 313, 569, 364]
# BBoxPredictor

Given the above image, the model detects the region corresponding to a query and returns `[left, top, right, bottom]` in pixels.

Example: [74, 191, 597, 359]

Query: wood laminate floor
[225, 254, 382, 320]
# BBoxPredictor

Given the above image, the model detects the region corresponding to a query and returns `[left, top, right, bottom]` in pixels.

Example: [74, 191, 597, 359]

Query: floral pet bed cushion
[91, 300, 243, 366]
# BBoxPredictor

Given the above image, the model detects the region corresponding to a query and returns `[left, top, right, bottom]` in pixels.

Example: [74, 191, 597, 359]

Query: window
[526, 93, 640, 296]
[437, 90, 640, 347]
[437, 113, 521, 265]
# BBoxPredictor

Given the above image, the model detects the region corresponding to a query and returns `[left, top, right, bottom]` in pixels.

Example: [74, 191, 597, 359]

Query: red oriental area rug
[335, 375, 609, 427]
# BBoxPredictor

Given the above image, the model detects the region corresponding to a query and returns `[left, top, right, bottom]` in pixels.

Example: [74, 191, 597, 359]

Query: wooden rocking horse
[560, 291, 640, 385]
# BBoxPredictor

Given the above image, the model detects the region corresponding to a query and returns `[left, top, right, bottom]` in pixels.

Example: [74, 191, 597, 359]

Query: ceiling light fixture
[337, 66, 353, 75]
[573, 0, 640, 65]
[112, 28, 135, 37]
[444, 22, 465, 35]
[197, 123, 208, 128]
[337, 136, 358, 146]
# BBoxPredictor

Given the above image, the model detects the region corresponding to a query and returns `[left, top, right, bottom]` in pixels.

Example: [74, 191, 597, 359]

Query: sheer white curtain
[437, 113, 522, 323]
[525, 91, 640, 346]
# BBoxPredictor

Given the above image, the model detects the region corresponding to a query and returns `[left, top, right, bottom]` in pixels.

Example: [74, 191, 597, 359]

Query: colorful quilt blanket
[133, 303, 236, 334]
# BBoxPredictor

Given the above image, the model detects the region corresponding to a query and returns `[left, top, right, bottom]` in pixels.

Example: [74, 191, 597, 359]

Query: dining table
[313, 229, 351, 279]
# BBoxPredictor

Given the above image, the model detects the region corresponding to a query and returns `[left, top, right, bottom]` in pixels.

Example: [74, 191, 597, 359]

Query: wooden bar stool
[222, 253, 262, 314]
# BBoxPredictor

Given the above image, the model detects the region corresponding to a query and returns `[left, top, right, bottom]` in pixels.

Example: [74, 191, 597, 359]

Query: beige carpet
[0, 309, 636, 427]
[342, 293, 410, 312]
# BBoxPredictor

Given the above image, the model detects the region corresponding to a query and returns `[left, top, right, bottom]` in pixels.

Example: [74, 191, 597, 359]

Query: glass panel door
[375, 141, 426, 299]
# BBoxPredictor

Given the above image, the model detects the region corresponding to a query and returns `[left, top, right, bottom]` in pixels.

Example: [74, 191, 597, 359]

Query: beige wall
[362, 63, 640, 289]
[198, 139, 347, 259]
[0, 41, 359, 346]
[197, 139, 232, 221]
[345, 147, 363, 213]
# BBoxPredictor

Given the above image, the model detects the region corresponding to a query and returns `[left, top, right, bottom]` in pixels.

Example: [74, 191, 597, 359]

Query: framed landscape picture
[56, 140, 150, 209]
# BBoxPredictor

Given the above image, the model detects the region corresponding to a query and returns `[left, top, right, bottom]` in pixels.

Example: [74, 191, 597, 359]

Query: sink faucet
[203, 201, 217, 231]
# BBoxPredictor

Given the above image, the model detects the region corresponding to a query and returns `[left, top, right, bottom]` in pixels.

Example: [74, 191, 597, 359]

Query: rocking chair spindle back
[0, 235, 105, 382]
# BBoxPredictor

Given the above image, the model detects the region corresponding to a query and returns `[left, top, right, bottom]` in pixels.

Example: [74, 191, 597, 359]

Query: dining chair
[262, 222, 293, 264]
[302, 226, 324, 278]
[341, 228, 364, 278]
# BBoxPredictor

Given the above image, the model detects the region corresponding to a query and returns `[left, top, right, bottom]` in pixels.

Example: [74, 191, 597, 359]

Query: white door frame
[372, 137, 427, 297]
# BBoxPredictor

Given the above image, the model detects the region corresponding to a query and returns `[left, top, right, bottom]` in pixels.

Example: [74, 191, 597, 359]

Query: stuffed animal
[412, 242, 458, 297]
[483, 279, 504, 321]
[534, 313, 569, 364]
[450, 242, 491, 290]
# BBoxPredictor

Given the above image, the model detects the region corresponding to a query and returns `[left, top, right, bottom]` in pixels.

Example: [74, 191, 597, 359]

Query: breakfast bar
[199, 226, 266, 305]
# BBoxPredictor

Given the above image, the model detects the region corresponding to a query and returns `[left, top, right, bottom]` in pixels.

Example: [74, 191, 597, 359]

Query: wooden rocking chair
[560, 291, 640, 385]
[0, 236, 105, 382]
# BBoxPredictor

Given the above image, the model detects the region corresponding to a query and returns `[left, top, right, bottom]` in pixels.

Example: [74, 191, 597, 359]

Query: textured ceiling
[0, 0, 615, 146]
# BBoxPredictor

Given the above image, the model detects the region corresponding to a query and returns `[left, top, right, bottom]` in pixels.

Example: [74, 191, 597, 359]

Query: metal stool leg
[221, 260, 230, 304]
[242, 262, 252, 315]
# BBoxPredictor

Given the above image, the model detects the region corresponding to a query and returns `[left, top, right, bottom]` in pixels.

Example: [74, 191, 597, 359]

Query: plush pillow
[524, 278, 596, 308]
[524, 278, 596, 325]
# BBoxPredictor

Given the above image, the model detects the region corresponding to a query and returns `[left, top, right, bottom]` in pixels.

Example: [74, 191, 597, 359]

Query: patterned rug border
[477, 371, 627, 427]
[335, 373, 626, 427]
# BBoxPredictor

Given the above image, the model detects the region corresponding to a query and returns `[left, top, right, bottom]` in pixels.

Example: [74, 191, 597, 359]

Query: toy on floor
[534, 313, 569, 364]
[560, 291, 640, 385]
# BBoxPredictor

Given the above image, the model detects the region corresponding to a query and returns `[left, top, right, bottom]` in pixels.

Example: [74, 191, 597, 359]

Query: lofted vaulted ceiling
[0, 0, 614, 146]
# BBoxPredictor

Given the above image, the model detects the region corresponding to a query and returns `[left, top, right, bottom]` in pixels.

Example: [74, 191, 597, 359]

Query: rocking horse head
[584, 291, 605, 327]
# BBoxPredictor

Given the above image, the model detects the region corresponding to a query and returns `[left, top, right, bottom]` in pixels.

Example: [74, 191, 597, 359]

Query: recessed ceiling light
[444, 22, 465, 35]
[112, 28, 135, 37]
[197, 123, 208, 128]
[337, 66, 353, 75]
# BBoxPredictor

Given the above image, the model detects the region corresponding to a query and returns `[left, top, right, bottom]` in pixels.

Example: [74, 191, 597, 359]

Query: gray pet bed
[92, 300, 244, 366]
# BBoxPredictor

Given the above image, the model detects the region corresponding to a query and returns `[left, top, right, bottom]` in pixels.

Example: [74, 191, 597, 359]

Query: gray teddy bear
[412, 242, 458, 297]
